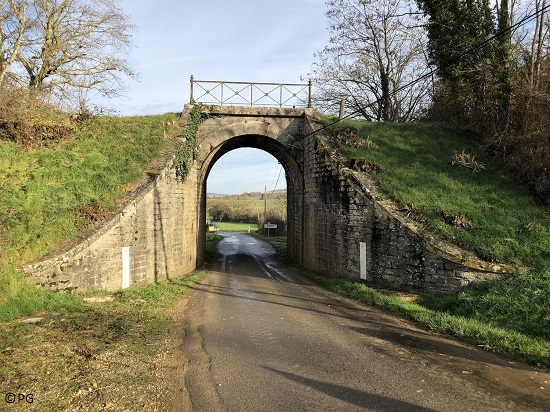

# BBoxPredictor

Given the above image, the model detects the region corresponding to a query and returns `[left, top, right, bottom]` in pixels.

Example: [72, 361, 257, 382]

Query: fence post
[190, 75, 195, 104]
[339, 99, 345, 119]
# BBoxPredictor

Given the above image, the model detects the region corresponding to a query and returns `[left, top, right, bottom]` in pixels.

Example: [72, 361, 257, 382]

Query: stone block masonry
[21, 106, 512, 294]
[21, 153, 201, 293]
[300, 115, 513, 293]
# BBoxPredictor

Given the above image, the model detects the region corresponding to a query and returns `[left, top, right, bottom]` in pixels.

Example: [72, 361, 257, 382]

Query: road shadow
[188, 277, 538, 372]
[263, 366, 437, 411]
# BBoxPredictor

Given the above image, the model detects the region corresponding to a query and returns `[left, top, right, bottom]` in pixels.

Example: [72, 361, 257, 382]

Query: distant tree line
[310, 0, 550, 204]
[208, 194, 287, 234]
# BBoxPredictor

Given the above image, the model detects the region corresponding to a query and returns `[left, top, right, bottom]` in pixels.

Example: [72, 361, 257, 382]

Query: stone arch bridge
[22, 105, 510, 293]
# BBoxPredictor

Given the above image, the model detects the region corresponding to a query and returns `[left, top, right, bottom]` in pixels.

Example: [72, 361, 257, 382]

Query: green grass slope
[327, 119, 549, 269]
[0, 114, 180, 321]
[318, 117, 550, 364]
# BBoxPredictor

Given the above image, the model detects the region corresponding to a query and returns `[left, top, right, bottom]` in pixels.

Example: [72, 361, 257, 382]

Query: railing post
[190, 75, 195, 104]
[307, 79, 312, 108]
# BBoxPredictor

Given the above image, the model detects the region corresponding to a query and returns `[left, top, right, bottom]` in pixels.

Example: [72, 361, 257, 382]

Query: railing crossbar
[189, 75, 312, 108]
[192, 79, 309, 87]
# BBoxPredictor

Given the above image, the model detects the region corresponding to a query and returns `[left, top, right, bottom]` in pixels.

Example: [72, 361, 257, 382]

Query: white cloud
[103, 0, 328, 115]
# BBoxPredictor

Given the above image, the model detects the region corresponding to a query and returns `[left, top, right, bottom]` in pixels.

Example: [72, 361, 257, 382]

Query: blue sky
[106, 0, 329, 194]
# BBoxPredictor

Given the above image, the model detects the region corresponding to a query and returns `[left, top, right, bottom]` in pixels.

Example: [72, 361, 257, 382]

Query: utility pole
[264, 185, 267, 225]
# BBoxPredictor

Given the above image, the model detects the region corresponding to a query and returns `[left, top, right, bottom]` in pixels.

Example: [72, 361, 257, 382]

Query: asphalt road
[179, 233, 550, 411]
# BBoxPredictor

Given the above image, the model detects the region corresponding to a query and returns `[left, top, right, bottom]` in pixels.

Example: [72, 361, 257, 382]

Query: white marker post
[122, 246, 130, 289]
[359, 242, 367, 280]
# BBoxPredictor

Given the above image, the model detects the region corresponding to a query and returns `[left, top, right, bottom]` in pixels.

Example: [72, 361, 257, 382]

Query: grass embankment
[0, 113, 181, 322]
[0, 271, 207, 410]
[314, 118, 550, 366]
[328, 119, 549, 269]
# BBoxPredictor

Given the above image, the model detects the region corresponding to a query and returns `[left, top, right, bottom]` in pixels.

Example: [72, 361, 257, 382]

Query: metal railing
[189, 76, 312, 108]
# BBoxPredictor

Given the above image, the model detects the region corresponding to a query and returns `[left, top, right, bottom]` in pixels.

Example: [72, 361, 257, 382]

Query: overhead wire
[268, 162, 280, 192]
[303, 3, 550, 138]
[271, 164, 283, 195]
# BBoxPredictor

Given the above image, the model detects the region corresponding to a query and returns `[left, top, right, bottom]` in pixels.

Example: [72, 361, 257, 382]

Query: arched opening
[207, 148, 286, 232]
[196, 134, 304, 267]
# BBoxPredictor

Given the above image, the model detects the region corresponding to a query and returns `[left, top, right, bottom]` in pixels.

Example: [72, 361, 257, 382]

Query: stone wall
[21, 154, 200, 293]
[300, 115, 511, 293]
[20, 108, 511, 294]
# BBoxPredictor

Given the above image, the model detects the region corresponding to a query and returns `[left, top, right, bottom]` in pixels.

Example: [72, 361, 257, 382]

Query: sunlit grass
[217, 221, 258, 232]
[0, 114, 176, 266]
[326, 118, 549, 269]
[421, 268, 550, 341]
[0, 113, 181, 322]
[0, 265, 83, 322]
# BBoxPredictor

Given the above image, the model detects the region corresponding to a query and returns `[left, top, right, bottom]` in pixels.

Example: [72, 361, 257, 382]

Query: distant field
[217, 221, 258, 232]
[206, 194, 286, 223]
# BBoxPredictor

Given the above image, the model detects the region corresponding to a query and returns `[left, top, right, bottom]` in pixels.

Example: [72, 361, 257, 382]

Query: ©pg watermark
[5, 392, 34, 404]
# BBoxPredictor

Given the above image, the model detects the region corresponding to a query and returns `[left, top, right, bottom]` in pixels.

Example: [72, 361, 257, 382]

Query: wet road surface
[179, 233, 550, 411]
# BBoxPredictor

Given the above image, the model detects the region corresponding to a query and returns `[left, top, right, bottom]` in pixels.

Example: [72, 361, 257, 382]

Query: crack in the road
[181, 300, 226, 411]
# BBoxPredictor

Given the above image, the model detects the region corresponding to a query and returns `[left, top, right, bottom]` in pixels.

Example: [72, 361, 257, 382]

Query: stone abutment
[21, 106, 510, 293]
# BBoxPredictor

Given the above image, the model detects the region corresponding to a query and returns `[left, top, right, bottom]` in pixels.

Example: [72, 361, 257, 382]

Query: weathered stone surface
[21, 106, 513, 294]
[20, 150, 200, 293]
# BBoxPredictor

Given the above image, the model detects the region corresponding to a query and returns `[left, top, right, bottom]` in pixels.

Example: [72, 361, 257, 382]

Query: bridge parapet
[185, 103, 316, 119]
[189, 76, 312, 108]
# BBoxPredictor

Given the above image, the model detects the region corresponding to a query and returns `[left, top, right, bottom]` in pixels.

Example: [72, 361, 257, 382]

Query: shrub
[0, 87, 75, 146]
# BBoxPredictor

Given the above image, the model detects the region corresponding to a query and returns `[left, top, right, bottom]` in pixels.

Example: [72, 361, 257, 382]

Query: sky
[103, 1, 329, 194]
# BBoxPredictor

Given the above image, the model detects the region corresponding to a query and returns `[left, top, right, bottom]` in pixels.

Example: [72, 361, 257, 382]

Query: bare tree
[0, 0, 28, 87]
[16, 0, 136, 109]
[308, 0, 431, 121]
[527, 0, 548, 90]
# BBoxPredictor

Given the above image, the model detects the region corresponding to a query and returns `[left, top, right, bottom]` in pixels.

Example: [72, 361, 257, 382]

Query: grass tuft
[421, 268, 550, 341]
[205, 233, 223, 262]
[0, 265, 83, 322]
[114, 271, 205, 306]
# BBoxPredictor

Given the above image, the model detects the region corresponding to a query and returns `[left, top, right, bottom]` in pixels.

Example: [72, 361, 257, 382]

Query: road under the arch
[178, 232, 550, 411]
